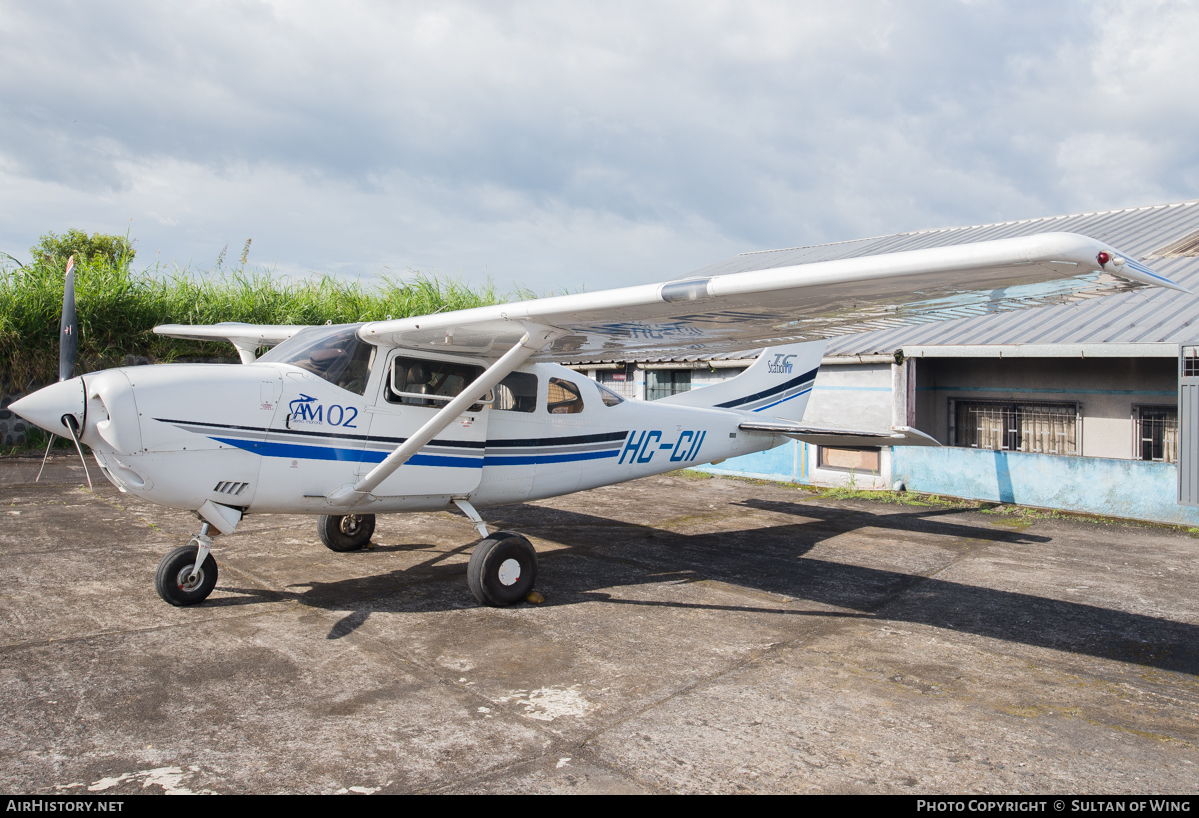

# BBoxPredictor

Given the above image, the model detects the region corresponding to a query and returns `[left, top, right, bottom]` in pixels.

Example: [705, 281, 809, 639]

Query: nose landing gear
[155, 522, 218, 606]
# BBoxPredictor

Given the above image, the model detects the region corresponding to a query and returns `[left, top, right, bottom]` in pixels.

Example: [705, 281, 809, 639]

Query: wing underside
[358, 233, 1185, 362]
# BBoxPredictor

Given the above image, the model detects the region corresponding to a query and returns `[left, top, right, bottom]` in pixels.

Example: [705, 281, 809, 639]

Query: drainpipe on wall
[891, 351, 915, 428]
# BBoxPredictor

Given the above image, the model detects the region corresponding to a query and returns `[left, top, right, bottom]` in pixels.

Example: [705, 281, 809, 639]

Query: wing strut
[326, 324, 564, 507]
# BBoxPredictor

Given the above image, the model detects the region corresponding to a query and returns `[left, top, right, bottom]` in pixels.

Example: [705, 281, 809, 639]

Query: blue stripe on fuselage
[210, 436, 621, 468]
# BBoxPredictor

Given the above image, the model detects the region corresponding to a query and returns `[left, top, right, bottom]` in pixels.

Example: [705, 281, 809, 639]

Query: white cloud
[1, 0, 1196, 290]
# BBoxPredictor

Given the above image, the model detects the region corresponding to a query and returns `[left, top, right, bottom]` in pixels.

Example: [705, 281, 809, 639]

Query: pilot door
[360, 351, 490, 497]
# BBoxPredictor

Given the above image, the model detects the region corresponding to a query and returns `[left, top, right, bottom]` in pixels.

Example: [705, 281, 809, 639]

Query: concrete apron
[1, 460, 1197, 794]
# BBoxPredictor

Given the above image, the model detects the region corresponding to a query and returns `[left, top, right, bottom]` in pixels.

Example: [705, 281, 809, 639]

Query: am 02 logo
[287, 393, 359, 427]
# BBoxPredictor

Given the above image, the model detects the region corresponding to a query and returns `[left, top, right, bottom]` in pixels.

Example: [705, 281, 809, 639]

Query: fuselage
[50, 356, 781, 516]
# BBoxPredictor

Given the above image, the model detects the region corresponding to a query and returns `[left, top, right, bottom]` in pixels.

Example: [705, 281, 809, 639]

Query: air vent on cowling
[214, 481, 249, 496]
[1145, 228, 1199, 259]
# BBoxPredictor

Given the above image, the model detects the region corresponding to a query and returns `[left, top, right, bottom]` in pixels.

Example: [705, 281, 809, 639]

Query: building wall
[803, 362, 893, 429]
[585, 353, 1189, 524]
[892, 446, 1198, 526]
[913, 357, 1177, 459]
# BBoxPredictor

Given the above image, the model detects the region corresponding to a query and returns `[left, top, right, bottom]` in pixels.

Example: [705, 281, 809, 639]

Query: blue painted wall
[697, 438, 807, 483]
[696, 439, 1196, 526]
[892, 446, 1198, 526]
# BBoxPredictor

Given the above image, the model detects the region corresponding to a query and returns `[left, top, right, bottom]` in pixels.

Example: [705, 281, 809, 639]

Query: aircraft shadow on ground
[212, 499, 1198, 676]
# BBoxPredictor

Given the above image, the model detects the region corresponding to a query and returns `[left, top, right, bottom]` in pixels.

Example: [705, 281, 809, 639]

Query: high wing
[353, 232, 1185, 361]
[153, 322, 306, 364]
[154, 233, 1186, 363]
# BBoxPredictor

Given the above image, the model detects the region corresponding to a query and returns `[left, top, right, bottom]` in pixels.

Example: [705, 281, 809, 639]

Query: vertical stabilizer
[655, 339, 825, 422]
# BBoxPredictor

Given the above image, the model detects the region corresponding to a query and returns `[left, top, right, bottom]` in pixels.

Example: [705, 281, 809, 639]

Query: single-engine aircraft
[11, 234, 1186, 607]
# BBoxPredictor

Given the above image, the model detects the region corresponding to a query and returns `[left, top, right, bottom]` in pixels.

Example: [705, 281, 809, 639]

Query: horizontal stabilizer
[739, 420, 940, 448]
[153, 322, 306, 364]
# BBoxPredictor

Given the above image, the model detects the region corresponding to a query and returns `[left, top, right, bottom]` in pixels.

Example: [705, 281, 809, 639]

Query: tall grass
[0, 253, 513, 393]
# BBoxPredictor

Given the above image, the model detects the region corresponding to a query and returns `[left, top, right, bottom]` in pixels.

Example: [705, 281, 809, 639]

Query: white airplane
[11, 234, 1185, 607]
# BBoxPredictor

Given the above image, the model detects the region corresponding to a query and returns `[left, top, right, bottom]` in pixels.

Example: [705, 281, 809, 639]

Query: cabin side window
[547, 377, 584, 414]
[593, 380, 625, 407]
[494, 372, 538, 413]
[386, 356, 486, 410]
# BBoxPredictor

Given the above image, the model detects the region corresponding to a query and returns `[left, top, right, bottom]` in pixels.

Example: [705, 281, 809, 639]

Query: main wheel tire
[468, 532, 538, 606]
[155, 545, 218, 607]
[318, 513, 376, 552]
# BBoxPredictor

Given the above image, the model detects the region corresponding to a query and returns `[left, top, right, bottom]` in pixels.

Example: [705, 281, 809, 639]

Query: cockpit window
[257, 324, 376, 395]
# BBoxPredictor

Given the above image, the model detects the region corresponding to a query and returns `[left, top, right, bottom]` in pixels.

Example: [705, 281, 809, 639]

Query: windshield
[258, 324, 376, 395]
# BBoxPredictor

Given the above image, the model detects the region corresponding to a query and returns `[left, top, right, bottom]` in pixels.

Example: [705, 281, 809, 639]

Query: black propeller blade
[37, 254, 92, 489]
[59, 255, 78, 382]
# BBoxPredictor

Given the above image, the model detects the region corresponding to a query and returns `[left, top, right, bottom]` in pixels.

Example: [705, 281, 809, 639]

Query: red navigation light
[1096, 251, 1111, 266]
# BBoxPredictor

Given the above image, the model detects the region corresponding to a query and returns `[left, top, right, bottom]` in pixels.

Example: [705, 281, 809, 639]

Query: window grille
[1185, 346, 1199, 377]
[1134, 405, 1177, 463]
[950, 399, 1079, 455]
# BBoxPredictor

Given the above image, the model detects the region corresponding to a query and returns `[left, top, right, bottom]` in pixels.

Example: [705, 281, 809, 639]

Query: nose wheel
[155, 544, 218, 606]
[468, 532, 538, 606]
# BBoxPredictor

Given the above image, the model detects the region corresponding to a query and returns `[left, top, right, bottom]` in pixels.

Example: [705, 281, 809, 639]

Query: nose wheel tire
[468, 532, 538, 607]
[318, 513, 376, 552]
[155, 545, 219, 606]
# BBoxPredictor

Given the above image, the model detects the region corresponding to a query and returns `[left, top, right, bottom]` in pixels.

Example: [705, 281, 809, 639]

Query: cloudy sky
[2, 0, 1197, 292]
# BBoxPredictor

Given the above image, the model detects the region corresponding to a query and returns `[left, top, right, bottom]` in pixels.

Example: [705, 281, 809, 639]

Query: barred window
[950, 399, 1079, 455]
[1184, 346, 1199, 377]
[1134, 405, 1177, 463]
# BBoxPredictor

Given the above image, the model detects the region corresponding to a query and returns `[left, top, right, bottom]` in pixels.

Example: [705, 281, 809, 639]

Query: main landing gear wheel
[468, 532, 538, 607]
[318, 513, 376, 552]
[155, 545, 218, 607]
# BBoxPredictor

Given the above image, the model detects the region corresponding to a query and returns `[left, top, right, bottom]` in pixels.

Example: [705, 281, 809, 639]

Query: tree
[31, 229, 135, 266]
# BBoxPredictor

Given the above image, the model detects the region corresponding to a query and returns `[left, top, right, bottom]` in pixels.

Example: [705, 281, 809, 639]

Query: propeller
[60, 254, 78, 381]
[35, 255, 92, 489]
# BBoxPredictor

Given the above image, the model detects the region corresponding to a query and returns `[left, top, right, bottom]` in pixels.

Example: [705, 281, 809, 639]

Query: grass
[812, 486, 971, 508]
[0, 247, 516, 394]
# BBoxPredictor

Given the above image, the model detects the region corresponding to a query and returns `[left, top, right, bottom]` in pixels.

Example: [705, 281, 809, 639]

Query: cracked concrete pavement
[1, 455, 1197, 794]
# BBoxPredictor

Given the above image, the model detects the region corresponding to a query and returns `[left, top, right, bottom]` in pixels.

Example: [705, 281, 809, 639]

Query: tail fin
[656, 339, 825, 422]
